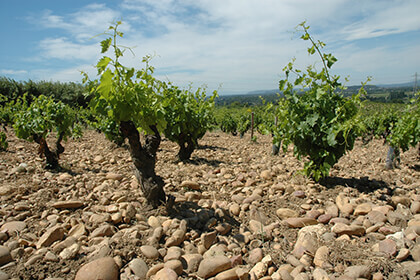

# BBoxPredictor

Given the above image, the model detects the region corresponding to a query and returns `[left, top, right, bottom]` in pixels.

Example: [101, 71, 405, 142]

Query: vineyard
[0, 22, 419, 279]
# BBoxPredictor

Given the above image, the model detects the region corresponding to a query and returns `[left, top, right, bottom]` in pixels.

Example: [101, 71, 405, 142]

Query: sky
[0, 0, 419, 95]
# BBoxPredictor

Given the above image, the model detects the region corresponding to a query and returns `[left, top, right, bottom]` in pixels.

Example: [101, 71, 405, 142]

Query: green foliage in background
[162, 85, 217, 160]
[13, 94, 78, 168]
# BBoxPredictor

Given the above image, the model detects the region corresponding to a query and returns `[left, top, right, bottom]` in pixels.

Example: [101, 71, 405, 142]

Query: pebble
[276, 208, 298, 219]
[75, 257, 119, 280]
[164, 259, 183, 275]
[0, 246, 12, 266]
[181, 254, 203, 273]
[284, 218, 318, 228]
[181, 180, 200, 190]
[128, 258, 149, 279]
[378, 239, 397, 256]
[155, 267, 178, 280]
[331, 223, 365, 236]
[36, 225, 65, 249]
[140, 245, 159, 260]
[52, 200, 84, 209]
[197, 256, 232, 279]
[0, 221, 27, 234]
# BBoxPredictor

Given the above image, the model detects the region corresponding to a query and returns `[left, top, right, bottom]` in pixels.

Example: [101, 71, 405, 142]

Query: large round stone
[75, 257, 119, 280]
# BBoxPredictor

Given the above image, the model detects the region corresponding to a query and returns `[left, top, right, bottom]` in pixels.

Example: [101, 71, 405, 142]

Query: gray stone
[128, 258, 148, 279]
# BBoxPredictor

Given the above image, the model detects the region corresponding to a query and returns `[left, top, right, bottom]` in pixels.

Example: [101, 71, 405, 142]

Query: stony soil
[0, 129, 419, 280]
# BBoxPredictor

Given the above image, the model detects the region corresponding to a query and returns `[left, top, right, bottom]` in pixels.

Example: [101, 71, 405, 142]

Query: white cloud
[38, 4, 126, 42]
[341, 0, 420, 40]
[38, 37, 99, 61]
[22, 0, 420, 93]
[0, 69, 28, 75]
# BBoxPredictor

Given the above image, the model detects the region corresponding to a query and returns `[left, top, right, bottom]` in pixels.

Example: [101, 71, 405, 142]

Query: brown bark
[33, 133, 64, 169]
[120, 121, 166, 208]
[178, 136, 195, 161]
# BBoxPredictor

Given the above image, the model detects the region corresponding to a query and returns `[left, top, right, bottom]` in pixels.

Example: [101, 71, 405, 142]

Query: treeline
[216, 85, 413, 107]
[0, 76, 90, 107]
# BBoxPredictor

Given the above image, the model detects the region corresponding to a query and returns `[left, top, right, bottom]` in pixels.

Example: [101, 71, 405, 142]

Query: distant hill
[216, 82, 416, 106]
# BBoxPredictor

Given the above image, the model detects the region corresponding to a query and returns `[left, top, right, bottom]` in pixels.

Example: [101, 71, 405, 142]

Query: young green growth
[274, 22, 364, 181]
[13, 95, 76, 169]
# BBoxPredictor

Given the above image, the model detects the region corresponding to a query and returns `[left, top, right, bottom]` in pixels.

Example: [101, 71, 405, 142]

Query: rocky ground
[0, 129, 419, 280]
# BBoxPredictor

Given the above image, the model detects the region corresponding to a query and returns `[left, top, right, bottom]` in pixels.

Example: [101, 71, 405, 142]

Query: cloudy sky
[0, 0, 419, 95]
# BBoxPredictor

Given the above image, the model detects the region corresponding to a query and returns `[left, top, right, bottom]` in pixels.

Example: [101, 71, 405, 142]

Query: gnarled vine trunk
[120, 121, 166, 208]
[178, 136, 195, 161]
[33, 133, 65, 169]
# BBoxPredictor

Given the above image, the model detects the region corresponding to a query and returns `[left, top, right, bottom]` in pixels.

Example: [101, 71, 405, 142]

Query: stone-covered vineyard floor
[0, 129, 419, 279]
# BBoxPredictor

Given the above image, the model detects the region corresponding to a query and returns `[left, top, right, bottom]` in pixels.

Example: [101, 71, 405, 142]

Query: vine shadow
[183, 157, 224, 167]
[166, 199, 241, 234]
[319, 176, 392, 194]
[197, 144, 228, 151]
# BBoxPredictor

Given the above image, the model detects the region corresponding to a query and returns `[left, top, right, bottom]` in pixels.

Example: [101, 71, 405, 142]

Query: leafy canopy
[274, 22, 365, 181]
[13, 94, 76, 141]
[162, 84, 217, 146]
[83, 21, 166, 134]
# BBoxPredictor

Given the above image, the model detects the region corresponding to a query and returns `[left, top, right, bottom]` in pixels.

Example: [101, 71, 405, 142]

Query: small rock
[0, 270, 10, 280]
[378, 239, 397, 256]
[52, 200, 84, 209]
[353, 203, 372, 216]
[250, 262, 267, 279]
[0, 246, 13, 266]
[396, 248, 410, 262]
[59, 243, 80, 260]
[164, 247, 182, 262]
[146, 263, 165, 278]
[372, 272, 384, 280]
[106, 172, 124, 180]
[260, 170, 272, 180]
[248, 248, 263, 265]
[181, 180, 200, 190]
[367, 211, 387, 224]
[314, 246, 329, 267]
[344, 265, 371, 279]
[229, 203, 241, 216]
[202, 231, 218, 249]
[155, 267, 178, 280]
[74, 257, 119, 280]
[37, 225, 65, 249]
[140, 245, 159, 260]
[197, 256, 232, 279]
[276, 208, 298, 220]
[0, 221, 27, 234]
[411, 244, 420, 261]
[284, 217, 318, 228]
[410, 201, 420, 214]
[331, 223, 365, 236]
[312, 268, 330, 280]
[317, 214, 332, 224]
[90, 224, 114, 238]
[164, 259, 183, 275]
[391, 196, 411, 207]
[128, 258, 149, 279]
[181, 254, 203, 273]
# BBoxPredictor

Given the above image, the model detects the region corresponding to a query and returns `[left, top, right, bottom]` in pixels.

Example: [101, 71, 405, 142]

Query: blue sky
[1, 0, 419, 95]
